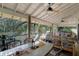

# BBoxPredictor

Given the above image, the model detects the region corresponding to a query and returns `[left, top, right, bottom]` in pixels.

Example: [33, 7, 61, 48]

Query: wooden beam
[23, 4, 32, 14]
[14, 3, 18, 12]
[31, 3, 44, 15]
[32, 16, 52, 25]
[35, 3, 54, 17]
[35, 8, 45, 17]
[28, 15, 31, 39]
[0, 6, 28, 18]
[0, 5, 52, 25]
[78, 24, 79, 43]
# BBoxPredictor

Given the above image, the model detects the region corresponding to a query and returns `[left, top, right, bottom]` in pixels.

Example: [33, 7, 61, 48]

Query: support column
[74, 24, 79, 55]
[50, 26, 51, 32]
[50, 24, 53, 32]
[28, 15, 31, 39]
[51, 24, 53, 37]
[37, 24, 40, 33]
[52, 24, 58, 36]
[77, 24, 79, 43]
[34, 23, 36, 33]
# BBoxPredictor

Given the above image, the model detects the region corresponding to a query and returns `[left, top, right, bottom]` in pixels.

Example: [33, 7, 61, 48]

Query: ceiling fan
[46, 3, 59, 14]
[47, 3, 53, 11]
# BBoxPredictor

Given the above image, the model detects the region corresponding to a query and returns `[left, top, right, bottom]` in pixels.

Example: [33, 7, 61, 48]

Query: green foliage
[58, 27, 72, 32]
[63, 27, 72, 32]
[0, 18, 27, 35]
[0, 18, 50, 36]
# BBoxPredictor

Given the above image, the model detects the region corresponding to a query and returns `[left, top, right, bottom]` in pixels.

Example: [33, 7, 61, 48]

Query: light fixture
[61, 18, 65, 22]
[46, 3, 53, 15]
[61, 20, 64, 22]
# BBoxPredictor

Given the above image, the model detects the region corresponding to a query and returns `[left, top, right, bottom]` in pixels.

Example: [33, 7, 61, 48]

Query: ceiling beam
[37, 10, 47, 18]
[31, 3, 44, 15]
[52, 4, 76, 17]
[0, 5, 52, 26]
[35, 7, 46, 17]
[14, 3, 18, 12]
[40, 4, 66, 19]
[41, 14, 49, 19]
[36, 3, 55, 18]
[32, 16, 52, 24]
[23, 3, 32, 14]
[0, 6, 28, 18]
[43, 4, 77, 22]
[39, 12, 47, 18]
[34, 4, 48, 17]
